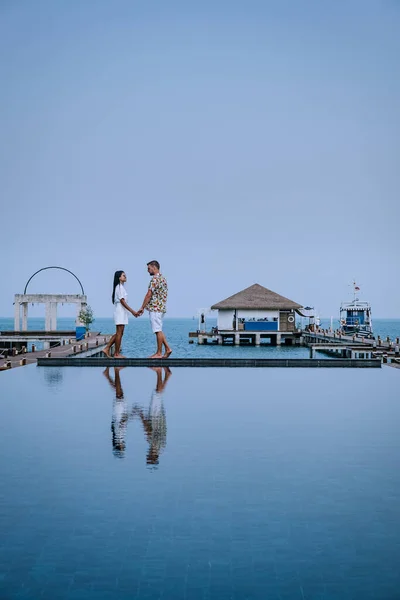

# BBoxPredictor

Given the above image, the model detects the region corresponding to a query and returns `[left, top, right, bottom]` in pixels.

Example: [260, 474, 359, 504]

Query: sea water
[0, 317, 399, 358]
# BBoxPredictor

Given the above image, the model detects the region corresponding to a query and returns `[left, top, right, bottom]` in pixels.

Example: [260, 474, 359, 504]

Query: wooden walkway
[0, 333, 110, 371]
[304, 331, 399, 350]
[304, 331, 400, 368]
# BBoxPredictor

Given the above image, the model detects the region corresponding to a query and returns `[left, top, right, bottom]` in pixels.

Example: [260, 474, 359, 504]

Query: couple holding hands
[103, 260, 172, 359]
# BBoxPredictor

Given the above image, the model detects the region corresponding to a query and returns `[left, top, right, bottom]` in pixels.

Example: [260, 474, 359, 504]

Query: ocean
[1, 316, 399, 358]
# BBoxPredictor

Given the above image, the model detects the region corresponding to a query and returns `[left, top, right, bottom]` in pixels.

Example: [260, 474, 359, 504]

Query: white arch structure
[14, 267, 87, 331]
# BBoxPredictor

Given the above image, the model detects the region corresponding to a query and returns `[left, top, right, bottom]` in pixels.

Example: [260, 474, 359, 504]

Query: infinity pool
[0, 366, 399, 599]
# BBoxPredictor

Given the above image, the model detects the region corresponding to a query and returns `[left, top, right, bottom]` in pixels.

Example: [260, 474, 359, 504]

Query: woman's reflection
[103, 367, 129, 458]
[133, 367, 171, 467]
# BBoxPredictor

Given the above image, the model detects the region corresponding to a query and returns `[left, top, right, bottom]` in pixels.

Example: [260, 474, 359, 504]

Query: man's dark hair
[147, 260, 160, 270]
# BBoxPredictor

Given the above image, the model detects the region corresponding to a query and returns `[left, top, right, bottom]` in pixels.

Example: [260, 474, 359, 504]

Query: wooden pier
[303, 330, 400, 367]
[0, 332, 110, 371]
[188, 328, 400, 368]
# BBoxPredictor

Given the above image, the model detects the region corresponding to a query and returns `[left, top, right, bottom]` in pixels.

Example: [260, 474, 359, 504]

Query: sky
[1, 0, 399, 318]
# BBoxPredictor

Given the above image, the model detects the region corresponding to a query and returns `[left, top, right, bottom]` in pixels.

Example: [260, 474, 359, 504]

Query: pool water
[0, 365, 399, 599]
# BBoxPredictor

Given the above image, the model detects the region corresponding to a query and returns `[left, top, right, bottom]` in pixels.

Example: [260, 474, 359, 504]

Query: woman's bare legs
[102, 334, 116, 357]
[114, 325, 125, 358]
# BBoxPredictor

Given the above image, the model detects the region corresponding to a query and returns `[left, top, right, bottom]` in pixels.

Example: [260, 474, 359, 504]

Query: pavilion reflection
[43, 367, 64, 390]
[102, 366, 171, 466]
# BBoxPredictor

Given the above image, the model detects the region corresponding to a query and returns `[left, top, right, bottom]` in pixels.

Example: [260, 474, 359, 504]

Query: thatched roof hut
[211, 283, 302, 311]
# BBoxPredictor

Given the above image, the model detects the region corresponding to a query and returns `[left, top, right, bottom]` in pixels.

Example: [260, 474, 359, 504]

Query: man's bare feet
[114, 353, 126, 358]
[162, 349, 172, 358]
[149, 353, 163, 359]
[102, 349, 110, 358]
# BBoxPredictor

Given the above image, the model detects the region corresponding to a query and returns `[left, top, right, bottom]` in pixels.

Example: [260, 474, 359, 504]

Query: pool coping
[36, 357, 382, 368]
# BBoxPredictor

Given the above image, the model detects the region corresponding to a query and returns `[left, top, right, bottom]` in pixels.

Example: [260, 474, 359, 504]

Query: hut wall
[217, 309, 235, 330]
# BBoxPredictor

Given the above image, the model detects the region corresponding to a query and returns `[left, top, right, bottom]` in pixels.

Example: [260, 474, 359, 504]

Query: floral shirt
[147, 274, 168, 313]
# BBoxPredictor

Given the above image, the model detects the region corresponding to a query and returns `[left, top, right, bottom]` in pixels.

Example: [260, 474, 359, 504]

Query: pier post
[22, 303, 28, 330]
[44, 342, 50, 350]
[395, 346, 399, 356]
[217, 336, 223, 345]
[45, 302, 52, 331]
[14, 301, 20, 331]
[255, 334, 260, 346]
[234, 334, 240, 346]
[276, 333, 282, 346]
[50, 302, 57, 330]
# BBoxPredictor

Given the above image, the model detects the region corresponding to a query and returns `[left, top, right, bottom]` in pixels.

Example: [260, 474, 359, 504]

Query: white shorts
[149, 311, 164, 333]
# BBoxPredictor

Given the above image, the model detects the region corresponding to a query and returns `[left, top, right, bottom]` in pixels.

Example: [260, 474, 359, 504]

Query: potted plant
[78, 304, 95, 336]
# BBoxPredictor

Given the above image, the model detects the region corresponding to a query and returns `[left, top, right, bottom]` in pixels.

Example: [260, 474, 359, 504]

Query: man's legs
[160, 332, 172, 358]
[149, 313, 171, 358]
[154, 332, 163, 358]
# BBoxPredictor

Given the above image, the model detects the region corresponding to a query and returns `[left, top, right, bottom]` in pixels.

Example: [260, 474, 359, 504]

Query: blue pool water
[0, 365, 399, 599]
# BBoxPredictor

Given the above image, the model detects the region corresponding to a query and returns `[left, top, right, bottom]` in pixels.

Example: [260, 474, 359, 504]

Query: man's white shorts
[149, 311, 164, 333]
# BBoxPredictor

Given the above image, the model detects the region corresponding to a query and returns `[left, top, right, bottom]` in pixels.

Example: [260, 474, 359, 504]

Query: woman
[103, 366, 129, 458]
[103, 270, 138, 358]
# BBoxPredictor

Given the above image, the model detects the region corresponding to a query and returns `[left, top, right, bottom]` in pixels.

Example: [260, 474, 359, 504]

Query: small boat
[339, 281, 373, 338]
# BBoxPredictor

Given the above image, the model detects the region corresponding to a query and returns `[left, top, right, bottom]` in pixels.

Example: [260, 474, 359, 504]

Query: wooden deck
[303, 331, 399, 350]
[0, 332, 111, 371]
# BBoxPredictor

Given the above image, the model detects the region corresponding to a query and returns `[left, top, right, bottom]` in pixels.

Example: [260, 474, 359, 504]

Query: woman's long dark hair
[112, 271, 125, 304]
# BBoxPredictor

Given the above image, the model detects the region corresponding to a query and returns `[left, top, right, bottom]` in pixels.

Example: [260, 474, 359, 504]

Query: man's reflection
[133, 367, 171, 467]
[103, 366, 171, 466]
[103, 367, 129, 458]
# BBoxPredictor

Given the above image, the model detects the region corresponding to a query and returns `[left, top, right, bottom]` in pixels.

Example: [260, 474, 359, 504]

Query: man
[132, 366, 171, 466]
[138, 260, 172, 359]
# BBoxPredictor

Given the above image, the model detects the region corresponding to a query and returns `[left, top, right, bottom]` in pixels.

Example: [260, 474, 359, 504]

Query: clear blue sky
[1, 0, 399, 318]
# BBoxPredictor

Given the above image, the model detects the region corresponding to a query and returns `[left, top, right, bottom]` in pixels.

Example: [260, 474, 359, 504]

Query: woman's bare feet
[114, 353, 126, 359]
[102, 348, 111, 357]
[149, 353, 163, 359]
[163, 349, 172, 358]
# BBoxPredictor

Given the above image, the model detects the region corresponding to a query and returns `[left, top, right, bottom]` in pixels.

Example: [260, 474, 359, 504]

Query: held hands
[131, 308, 144, 318]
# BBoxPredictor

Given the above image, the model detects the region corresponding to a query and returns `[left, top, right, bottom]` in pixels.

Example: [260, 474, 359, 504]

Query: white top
[114, 283, 129, 325]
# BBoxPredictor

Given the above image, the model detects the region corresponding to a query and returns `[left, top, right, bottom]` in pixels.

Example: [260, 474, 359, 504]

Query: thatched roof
[211, 284, 302, 310]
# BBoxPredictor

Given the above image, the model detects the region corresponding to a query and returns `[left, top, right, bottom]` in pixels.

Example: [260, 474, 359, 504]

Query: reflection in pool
[0, 366, 399, 599]
[103, 366, 170, 465]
